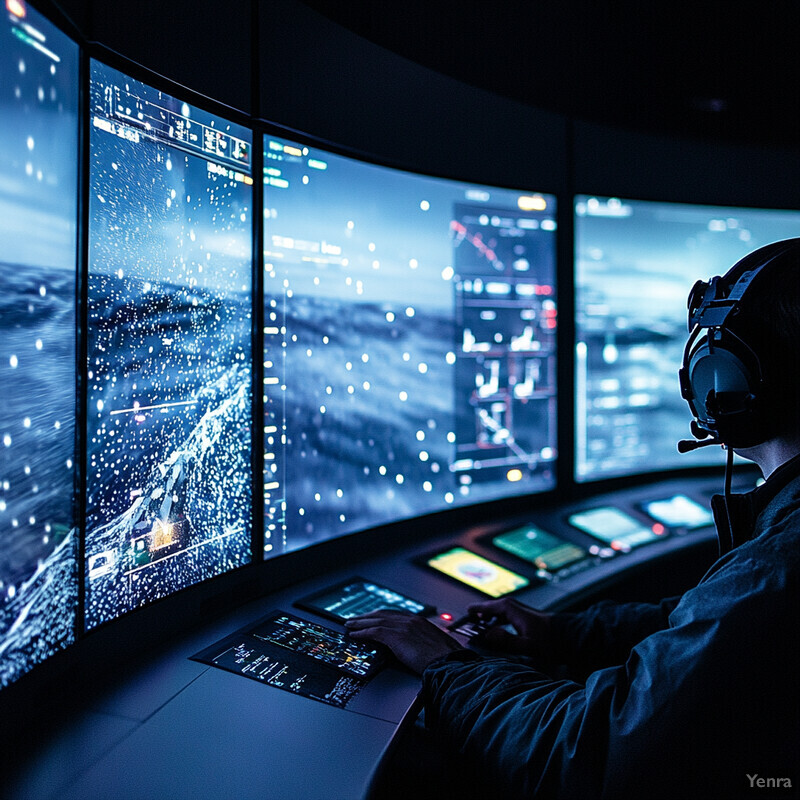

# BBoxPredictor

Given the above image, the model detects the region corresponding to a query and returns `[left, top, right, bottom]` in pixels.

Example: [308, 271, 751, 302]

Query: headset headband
[687, 268, 764, 331]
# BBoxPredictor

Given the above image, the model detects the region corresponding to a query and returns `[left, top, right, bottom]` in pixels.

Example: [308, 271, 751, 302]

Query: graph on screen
[262, 136, 558, 555]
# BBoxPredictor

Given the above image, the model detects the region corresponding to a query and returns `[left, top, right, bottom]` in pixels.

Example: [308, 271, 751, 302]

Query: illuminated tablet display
[643, 494, 713, 529]
[568, 507, 661, 551]
[492, 525, 588, 572]
[296, 578, 433, 623]
[0, 0, 79, 688]
[85, 61, 253, 628]
[426, 547, 530, 597]
[263, 135, 557, 556]
[193, 612, 384, 709]
[575, 196, 800, 482]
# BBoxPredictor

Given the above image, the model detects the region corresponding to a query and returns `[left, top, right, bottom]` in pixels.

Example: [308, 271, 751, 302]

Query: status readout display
[297, 578, 429, 622]
[568, 507, 662, 551]
[426, 547, 529, 597]
[643, 495, 713, 529]
[492, 525, 587, 572]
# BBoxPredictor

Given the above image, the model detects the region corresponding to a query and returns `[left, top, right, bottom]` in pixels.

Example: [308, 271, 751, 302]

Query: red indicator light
[440, 613, 453, 621]
[652, 523, 666, 535]
[611, 541, 623, 551]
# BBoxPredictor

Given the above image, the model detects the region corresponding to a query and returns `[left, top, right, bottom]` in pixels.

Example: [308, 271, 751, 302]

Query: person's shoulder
[755, 488, 800, 563]
[672, 526, 798, 624]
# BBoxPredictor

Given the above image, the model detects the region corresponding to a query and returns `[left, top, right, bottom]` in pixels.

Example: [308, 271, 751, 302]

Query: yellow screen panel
[426, 547, 529, 597]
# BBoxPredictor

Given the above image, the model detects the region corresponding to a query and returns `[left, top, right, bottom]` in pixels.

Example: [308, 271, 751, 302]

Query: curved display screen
[0, 0, 78, 688]
[575, 196, 800, 481]
[85, 61, 253, 628]
[263, 136, 558, 555]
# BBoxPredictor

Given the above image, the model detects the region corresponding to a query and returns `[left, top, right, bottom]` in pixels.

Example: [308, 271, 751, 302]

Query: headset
[678, 238, 800, 453]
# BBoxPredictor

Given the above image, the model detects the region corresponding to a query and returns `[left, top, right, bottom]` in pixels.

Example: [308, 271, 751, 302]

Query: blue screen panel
[263, 137, 557, 555]
[575, 196, 800, 481]
[86, 61, 253, 628]
[0, 0, 78, 687]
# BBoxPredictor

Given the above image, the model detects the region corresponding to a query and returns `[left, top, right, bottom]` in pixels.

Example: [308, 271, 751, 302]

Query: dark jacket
[423, 456, 800, 799]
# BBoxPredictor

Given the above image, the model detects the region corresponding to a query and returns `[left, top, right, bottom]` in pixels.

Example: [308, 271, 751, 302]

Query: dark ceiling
[302, 0, 800, 149]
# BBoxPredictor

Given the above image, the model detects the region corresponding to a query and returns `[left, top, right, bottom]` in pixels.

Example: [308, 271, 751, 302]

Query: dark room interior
[1, 1, 799, 797]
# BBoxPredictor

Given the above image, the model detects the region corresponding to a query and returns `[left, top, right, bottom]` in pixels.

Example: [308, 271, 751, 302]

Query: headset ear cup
[684, 329, 766, 447]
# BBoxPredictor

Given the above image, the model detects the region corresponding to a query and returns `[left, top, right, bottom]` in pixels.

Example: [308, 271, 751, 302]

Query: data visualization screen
[263, 136, 557, 555]
[295, 578, 433, 623]
[86, 61, 253, 628]
[568, 507, 662, 552]
[574, 196, 800, 481]
[491, 525, 588, 574]
[0, 0, 78, 688]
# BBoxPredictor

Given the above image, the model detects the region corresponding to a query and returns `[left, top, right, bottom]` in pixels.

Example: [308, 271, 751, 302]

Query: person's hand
[345, 610, 466, 674]
[467, 597, 553, 656]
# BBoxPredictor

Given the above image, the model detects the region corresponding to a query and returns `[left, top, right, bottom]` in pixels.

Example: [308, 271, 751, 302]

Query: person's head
[680, 238, 800, 452]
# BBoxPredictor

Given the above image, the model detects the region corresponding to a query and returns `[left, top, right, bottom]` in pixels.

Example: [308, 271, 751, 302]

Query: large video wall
[1, 0, 799, 693]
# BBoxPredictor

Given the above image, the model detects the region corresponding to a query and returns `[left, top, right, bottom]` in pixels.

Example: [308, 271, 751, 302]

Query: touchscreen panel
[296, 578, 432, 622]
[568, 507, 662, 551]
[249, 612, 382, 678]
[643, 494, 713, 529]
[192, 611, 383, 709]
[492, 525, 588, 572]
[425, 547, 530, 597]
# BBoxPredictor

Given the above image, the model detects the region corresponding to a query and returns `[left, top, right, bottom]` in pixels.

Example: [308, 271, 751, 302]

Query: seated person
[347, 239, 800, 799]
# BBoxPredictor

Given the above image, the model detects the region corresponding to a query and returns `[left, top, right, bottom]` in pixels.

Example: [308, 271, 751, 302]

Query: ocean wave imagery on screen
[0, 2, 78, 687]
[575, 196, 800, 481]
[263, 139, 558, 554]
[85, 62, 253, 628]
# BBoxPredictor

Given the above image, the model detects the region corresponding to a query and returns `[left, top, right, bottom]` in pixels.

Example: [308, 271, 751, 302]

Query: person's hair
[727, 243, 800, 438]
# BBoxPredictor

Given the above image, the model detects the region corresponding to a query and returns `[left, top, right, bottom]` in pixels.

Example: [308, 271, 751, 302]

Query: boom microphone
[677, 438, 722, 453]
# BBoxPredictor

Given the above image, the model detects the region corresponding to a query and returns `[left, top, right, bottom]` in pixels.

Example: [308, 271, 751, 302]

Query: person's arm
[545, 595, 680, 676]
[467, 595, 680, 677]
[422, 555, 793, 799]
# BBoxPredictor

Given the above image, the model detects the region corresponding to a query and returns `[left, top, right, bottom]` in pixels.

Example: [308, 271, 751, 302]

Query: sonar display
[85, 61, 253, 628]
[263, 136, 557, 555]
[0, 1, 78, 688]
